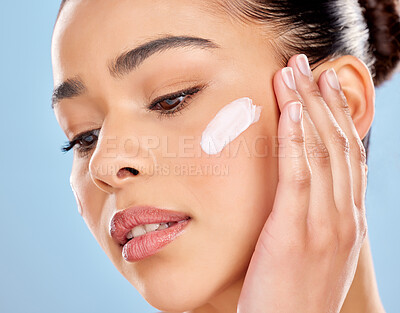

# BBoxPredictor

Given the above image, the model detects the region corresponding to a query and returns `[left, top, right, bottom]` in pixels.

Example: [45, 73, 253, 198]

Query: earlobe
[315, 55, 375, 140]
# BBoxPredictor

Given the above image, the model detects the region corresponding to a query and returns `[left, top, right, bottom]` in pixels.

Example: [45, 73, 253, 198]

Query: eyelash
[61, 128, 100, 157]
[61, 84, 205, 156]
[145, 84, 205, 119]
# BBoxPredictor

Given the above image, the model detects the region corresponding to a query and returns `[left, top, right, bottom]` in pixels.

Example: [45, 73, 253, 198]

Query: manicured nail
[288, 101, 302, 123]
[296, 54, 312, 77]
[282, 67, 296, 90]
[326, 68, 341, 90]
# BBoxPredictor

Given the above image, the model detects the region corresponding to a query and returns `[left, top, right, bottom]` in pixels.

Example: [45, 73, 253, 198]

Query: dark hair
[55, 0, 400, 162]
[208, 0, 400, 162]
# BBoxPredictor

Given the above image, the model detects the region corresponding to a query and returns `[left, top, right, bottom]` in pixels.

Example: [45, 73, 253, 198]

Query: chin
[116, 251, 244, 313]
[130, 272, 219, 313]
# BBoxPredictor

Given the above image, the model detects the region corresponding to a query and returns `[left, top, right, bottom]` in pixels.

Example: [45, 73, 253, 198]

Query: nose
[88, 131, 156, 193]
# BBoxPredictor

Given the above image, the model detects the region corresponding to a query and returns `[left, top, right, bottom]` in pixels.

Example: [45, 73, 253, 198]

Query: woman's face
[52, 0, 281, 311]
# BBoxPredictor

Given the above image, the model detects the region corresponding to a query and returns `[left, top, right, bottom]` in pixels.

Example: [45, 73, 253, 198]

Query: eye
[159, 95, 186, 111]
[146, 84, 207, 119]
[61, 128, 100, 157]
[60, 83, 209, 155]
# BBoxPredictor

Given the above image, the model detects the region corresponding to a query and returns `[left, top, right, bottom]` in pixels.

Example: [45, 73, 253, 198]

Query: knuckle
[287, 129, 306, 145]
[360, 221, 368, 241]
[357, 215, 368, 242]
[329, 128, 350, 154]
[289, 168, 312, 189]
[351, 137, 367, 166]
[340, 219, 358, 250]
[355, 200, 366, 217]
[309, 88, 324, 100]
[306, 139, 330, 166]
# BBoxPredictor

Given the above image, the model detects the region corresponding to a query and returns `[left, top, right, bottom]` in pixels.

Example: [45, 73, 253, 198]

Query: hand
[237, 54, 368, 313]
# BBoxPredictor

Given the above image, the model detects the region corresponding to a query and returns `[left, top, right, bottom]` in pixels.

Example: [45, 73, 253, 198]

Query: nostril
[126, 167, 139, 175]
[117, 167, 139, 178]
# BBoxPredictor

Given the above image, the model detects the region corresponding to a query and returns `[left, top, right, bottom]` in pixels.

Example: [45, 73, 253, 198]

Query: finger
[272, 67, 311, 232]
[288, 54, 354, 211]
[318, 68, 367, 211]
[274, 67, 336, 228]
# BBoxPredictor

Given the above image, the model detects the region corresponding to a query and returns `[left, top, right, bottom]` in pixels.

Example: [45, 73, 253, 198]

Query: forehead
[51, 0, 242, 81]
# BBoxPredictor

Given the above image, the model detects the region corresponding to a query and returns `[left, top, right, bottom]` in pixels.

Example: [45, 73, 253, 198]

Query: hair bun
[358, 0, 400, 86]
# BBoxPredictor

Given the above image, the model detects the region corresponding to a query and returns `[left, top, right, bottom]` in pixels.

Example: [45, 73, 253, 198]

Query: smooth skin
[238, 54, 371, 313]
[52, 1, 385, 312]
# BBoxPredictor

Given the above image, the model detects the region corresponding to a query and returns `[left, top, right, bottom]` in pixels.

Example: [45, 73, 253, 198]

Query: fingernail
[288, 101, 302, 123]
[282, 67, 296, 90]
[296, 54, 312, 77]
[326, 68, 341, 91]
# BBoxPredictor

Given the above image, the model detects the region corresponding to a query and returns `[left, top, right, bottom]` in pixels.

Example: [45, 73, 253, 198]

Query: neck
[186, 233, 385, 313]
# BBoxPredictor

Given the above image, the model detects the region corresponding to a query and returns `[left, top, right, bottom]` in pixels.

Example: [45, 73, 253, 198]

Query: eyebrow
[51, 35, 220, 109]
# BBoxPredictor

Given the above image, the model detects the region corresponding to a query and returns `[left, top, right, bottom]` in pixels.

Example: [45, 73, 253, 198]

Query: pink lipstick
[110, 206, 191, 262]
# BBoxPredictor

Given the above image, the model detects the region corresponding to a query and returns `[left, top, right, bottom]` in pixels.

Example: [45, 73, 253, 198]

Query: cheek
[161, 91, 279, 251]
[171, 106, 279, 259]
[70, 158, 108, 247]
[201, 127, 277, 239]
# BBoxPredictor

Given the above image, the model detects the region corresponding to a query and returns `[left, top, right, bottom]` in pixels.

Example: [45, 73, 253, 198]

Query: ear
[312, 55, 375, 140]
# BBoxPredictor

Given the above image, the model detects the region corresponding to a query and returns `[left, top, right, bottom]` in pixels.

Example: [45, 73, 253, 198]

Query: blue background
[0, 2, 399, 313]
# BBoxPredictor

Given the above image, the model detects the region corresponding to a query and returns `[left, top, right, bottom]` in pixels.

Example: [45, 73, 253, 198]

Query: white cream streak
[200, 97, 262, 155]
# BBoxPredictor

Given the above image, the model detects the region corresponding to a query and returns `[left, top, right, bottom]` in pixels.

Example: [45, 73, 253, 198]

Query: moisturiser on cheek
[200, 97, 262, 155]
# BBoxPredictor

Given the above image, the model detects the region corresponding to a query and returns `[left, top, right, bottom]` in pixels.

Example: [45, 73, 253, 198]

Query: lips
[109, 205, 191, 247]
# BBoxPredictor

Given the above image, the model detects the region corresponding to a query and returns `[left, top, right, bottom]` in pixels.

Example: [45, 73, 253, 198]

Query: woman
[51, 0, 400, 312]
